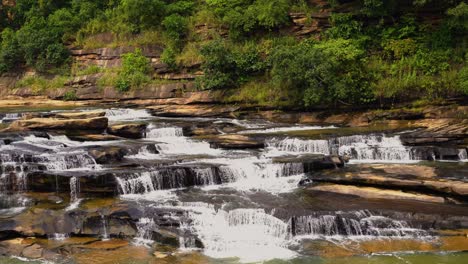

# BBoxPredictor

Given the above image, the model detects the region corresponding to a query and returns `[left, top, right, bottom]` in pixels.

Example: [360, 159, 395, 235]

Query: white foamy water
[144, 125, 223, 156]
[105, 108, 152, 122]
[133, 218, 156, 247]
[178, 205, 297, 263]
[267, 134, 425, 163]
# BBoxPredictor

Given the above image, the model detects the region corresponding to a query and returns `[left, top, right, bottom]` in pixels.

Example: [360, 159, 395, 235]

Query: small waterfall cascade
[133, 218, 157, 247]
[0, 113, 21, 123]
[100, 214, 110, 241]
[66, 176, 82, 211]
[69, 176, 80, 202]
[145, 125, 222, 156]
[267, 134, 417, 162]
[115, 168, 224, 195]
[48, 233, 70, 241]
[267, 138, 331, 154]
[105, 108, 152, 122]
[183, 206, 296, 262]
[289, 210, 428, 238]
[146, 126, 184, 138]
[0, 154, 27, 192]
[458, 149, 468, 161]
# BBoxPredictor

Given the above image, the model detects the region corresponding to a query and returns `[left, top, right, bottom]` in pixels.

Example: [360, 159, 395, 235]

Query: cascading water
[133, 218, 156, 247]
[267, 134, 429, 162]
[66, 176, 81, 211]
[105, 108, 152, 122]
[100, 214, 110, 241]
[179, 204, 296, 263]
[290, 210, 428, 239]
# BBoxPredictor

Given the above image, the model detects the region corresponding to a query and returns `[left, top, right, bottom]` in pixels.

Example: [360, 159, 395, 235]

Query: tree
[116, 48, 152, 92]
[0, 28, 22, 73]
[269, 39, 372, 106]
[16, 16, 69, 72]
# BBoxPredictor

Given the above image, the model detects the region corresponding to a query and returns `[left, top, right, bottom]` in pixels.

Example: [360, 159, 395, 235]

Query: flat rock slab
[147, 104, 239, 117]
[54, 110, 106, 119]
[312, 167, 468, 199]
[5, 117, 108, 131]
[309, 184, 445, 204]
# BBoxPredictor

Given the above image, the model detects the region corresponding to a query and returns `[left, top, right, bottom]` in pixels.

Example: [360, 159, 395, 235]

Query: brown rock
[107, 123, 147, 139]
[310, 184, 445, 204]
[22, 243, 43, 259]
[55, 110, 106, 119]
[5, 117, 108, 131]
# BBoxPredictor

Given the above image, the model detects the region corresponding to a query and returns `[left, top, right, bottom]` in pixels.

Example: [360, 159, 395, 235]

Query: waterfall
[267, 138, 331, 154]
[458, 149, 468, 161]
[183, 206, 297, 263]
[145, 125, 222, 156]
[66, 176, 81, 211]
[0, 154, 28, 192]
[40, 152, 99, 171]
[100, 214, 110, 241]
[48, 233, 70, 241]
[290, 210, 428, 239]
[146, 126, 184, 138]
[268, 134, 419, 162]
[116, 168, 224, 195]
[105, 108, 152, 122]
[217, 159, 304, 193]
[0, 113, 20, 123]
[133, 218, 156, 247]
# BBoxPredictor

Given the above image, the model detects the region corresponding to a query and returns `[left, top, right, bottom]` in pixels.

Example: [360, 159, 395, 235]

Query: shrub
[16, 16, 70, 72]
[162, 14, 188, 44]
[63, 90, 78, 101]
[198, 39, 264, 90]
[115, 48, 151, 92]
[0, 28, 22, 73]
[459, 65, 468, 95]
[269, 38, 372, 107]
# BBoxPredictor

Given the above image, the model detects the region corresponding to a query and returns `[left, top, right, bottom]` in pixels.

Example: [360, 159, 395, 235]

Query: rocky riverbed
[0, 106, 467, 263]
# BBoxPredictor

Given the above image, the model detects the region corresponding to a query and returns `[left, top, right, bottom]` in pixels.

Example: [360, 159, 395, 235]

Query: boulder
[107, 123, 147, 139]
[87, 146, 127, 164]
[5, 117, 108, 131]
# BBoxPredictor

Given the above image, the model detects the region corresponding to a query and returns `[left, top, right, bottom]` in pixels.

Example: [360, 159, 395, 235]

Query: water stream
[1, 108, 467, 263]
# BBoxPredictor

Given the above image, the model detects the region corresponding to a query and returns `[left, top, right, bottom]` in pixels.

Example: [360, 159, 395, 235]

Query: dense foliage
[0, 0, 467, 108]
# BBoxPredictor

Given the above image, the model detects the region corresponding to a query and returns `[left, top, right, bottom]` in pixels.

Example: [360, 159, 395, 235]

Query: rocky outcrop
[71, 45, 163, 69]
[4, 117, 108, 131]
[107, 123, 147, 139]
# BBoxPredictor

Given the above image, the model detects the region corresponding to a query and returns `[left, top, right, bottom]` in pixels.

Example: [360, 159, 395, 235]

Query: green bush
[459, 65, 468, 95]
[115, 48, 151, 92]
[198, 39, 265, 90]
[269, 39, 372, 107]
[162, 14, 188, 44]
[16, 16, 70, 72]
[0, 28, 22, 73]
[63, 90, 78, 101]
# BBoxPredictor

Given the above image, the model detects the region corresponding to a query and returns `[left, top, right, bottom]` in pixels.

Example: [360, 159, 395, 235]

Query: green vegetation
[0, 0, 467, 107]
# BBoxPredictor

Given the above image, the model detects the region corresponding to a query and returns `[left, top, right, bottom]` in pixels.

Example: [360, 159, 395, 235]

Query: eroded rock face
[107, 123, 147, 139]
